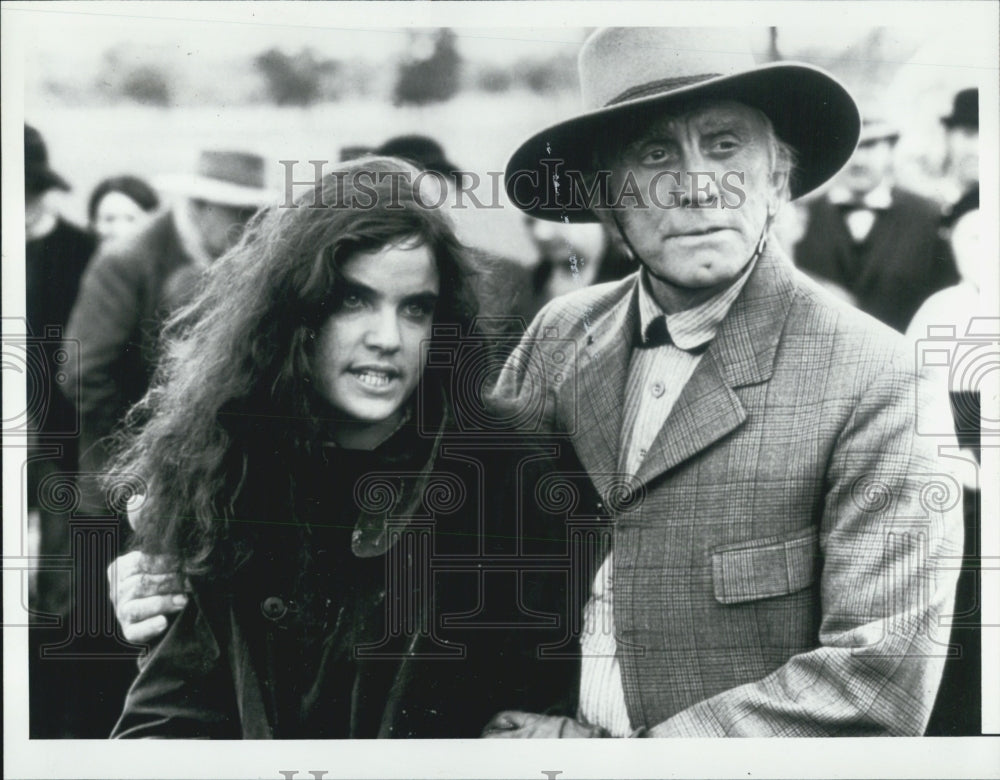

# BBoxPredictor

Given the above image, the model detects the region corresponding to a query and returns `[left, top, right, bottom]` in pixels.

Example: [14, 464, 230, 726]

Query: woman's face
[93, 191, 152, 242]
[313, 241, 440, 449]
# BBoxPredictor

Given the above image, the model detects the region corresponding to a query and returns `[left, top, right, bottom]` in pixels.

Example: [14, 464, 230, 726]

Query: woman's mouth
[350, 368, 400, 389]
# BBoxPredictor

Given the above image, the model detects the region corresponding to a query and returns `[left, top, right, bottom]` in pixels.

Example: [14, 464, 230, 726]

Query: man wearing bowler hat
[66, 150, 273, 506]
[940, 87, 979, 230]
[794, 116, 958, 332]
[488, 27, 962, 737]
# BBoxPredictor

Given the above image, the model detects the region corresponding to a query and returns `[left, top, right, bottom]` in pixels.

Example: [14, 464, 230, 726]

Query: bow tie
[637, 316, 709, 354]
[836, 201, 887, 214]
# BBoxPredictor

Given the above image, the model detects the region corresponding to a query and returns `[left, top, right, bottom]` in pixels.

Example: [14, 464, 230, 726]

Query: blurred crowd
[22, 84, 983, 738]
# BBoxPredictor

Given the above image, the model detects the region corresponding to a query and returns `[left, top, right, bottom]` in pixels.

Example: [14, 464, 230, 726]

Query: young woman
[87, 175, 160, 243]
[109, 158, 591, 739]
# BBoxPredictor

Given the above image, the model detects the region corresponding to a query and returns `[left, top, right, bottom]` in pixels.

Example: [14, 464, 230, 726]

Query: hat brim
[506, 62, 860, 222]
[941, 116, 977, 130]
[154, 174, 274, 207]
[26, 168, 71, 194]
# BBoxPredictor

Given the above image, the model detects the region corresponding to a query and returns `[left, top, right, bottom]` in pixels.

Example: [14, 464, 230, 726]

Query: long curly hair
[109, 157, 477, 576]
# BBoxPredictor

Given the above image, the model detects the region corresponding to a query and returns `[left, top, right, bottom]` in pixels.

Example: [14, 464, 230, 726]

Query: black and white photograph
[3, 2, 998, 779]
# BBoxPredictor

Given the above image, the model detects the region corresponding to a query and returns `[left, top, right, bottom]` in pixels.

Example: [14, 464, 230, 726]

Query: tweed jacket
[489, 245, 963, 736]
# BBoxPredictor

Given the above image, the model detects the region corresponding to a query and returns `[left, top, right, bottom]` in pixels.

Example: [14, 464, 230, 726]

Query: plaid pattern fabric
[490, 245, 963, 736]
[580, 264, 755, 734]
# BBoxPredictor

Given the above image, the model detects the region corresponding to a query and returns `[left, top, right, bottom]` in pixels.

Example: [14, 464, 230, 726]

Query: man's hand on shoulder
[109, 550, 188, 644]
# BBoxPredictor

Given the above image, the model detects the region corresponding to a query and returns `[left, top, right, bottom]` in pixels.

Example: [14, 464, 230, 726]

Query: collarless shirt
[578, 257, 756, 736]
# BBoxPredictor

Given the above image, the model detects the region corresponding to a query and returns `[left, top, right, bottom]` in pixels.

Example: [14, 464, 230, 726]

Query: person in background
[939, 87, 979, 232]
[65, 149, 273, 507]
[522, 215, 633, 322]
[370, 134, 536, 340]
[87, 175, 160, 244]
[793, 116, 958, 332]
[24, 123, 100, 737]
[906, 192, 985, 737]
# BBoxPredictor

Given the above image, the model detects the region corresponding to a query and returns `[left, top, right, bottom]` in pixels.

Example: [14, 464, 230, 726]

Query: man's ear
[768, 169, 791, 216]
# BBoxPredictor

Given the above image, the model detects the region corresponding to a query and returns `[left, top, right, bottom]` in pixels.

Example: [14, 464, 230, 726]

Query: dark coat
[65, 211, 200, 481]
[793, 187, 959, 332]
[112, 401, 598, 739]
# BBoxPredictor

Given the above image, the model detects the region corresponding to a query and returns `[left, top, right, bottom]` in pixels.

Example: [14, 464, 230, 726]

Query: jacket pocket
[711, 526, 819, 605]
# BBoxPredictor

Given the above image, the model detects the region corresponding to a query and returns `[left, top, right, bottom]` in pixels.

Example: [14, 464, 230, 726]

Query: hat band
[605, 73, 722, 107]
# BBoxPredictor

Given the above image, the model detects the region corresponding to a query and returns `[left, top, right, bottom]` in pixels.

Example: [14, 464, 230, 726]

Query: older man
[486, 27, 962, 737]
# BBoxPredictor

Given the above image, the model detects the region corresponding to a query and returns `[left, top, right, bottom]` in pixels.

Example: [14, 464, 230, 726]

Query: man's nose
[364, 309, 402, 352]
[675, 165, 721, 208]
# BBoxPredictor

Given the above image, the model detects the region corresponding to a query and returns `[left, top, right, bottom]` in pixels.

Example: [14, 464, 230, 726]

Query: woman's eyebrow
[402, 291, 440, 306]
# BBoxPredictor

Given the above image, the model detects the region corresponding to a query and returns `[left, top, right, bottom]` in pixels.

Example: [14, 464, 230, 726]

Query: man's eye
[640, 147, 671, 165]
[710, 138, 740, 154]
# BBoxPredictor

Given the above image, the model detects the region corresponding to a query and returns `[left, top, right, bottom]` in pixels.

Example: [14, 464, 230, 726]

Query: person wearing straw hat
[487, 27, 962, 737]
[794, 116, 958, 332]
[65, 150, 273, 511]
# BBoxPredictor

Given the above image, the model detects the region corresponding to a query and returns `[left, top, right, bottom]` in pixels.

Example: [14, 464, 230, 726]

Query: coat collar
[567, 243, 798, 496]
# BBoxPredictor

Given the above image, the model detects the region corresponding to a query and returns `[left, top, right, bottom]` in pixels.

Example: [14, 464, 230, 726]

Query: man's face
[25, 189, 50, 231]
[946, 126, 979, 191]
[314, 242, 439, 447]
[189, 200, 257, 259]
[607, 100, 781, 305]
[840, 138, 894, 196]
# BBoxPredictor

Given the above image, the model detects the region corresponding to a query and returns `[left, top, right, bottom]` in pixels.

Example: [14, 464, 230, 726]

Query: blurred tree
[121, 65, 171, 106]
[511, 53, 577, 95]
[255, 47, 340, 106]
[393, 28, 462, 106]
[95, 47, 173, 106]
[473, 62, 514, 94]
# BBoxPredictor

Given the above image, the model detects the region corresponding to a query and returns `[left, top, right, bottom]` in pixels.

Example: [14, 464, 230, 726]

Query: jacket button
[261, 596, 287, 620]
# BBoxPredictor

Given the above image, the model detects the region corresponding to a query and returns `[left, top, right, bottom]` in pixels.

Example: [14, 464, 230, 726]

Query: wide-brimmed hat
[155, 150, 273, 207]
[506, 27, 861, 222]
[25, 124, 70, 195]
[941, 88, 978, 130]
[376, 135, 464, 181]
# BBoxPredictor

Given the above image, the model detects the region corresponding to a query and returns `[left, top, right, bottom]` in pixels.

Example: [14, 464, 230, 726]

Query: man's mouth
[670, 226, 730, 238]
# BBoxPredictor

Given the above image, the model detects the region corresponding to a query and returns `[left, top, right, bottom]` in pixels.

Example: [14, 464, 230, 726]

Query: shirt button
[261, 596, 287, 621]
[651, 381, 665, 398]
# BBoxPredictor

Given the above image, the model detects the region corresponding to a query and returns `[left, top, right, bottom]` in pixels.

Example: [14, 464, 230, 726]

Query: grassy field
[27, 92, 583, 264]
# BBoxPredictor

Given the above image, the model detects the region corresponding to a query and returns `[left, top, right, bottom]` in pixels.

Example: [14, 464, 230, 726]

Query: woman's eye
[403, 302, 432, 318]
[341, 294, 365, 310]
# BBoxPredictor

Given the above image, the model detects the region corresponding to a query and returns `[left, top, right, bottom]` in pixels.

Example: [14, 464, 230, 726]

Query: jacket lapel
[565, 279, 640, 500]
[634, 247, 798, 487]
